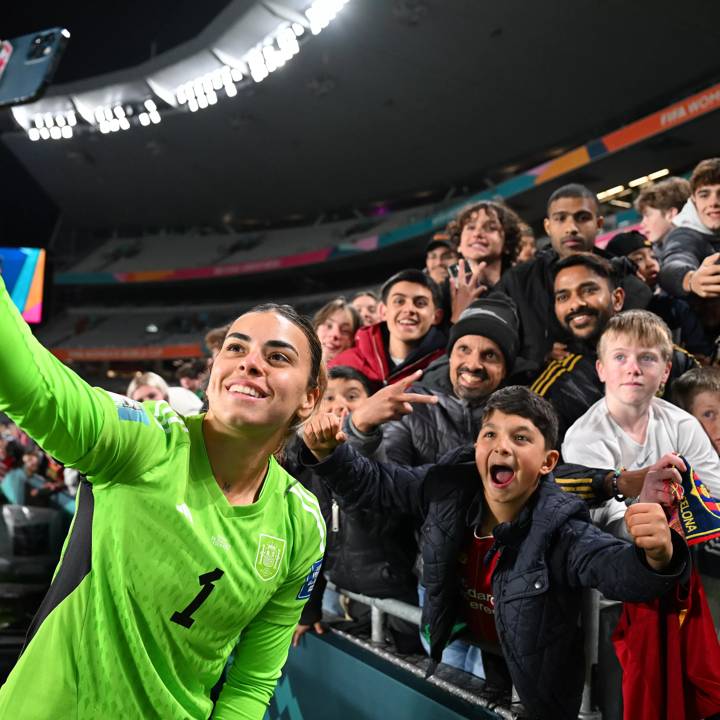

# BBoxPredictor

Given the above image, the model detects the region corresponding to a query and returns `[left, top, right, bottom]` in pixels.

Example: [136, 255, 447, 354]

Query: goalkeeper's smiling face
[205, 311, 318, 436]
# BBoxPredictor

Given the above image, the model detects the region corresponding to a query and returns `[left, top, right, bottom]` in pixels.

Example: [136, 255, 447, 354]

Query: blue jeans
[417, 584, 485, 678]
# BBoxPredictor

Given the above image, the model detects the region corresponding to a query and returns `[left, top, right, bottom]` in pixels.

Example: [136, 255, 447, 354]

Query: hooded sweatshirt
[659, 199, 720, 298]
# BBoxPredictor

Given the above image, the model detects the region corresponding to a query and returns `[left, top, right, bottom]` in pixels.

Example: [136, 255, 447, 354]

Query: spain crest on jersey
[254, 534, 286, 581]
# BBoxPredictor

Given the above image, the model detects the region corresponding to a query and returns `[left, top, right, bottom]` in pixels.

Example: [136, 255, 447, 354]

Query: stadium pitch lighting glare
[28, 108, 77, 141]
[597, 185, 624, 201]
[306, 0, 349, 35]
[648, 168, 670, 180]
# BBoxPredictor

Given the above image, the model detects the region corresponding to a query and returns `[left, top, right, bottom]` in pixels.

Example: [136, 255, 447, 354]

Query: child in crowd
[291, 365, 422, 653]
[673, 366, 720, 455]
[562, 310, 720, 501]
[301, 385, 688, 720]
[312, 297, 361, 363]
[351, 290, 381, 326]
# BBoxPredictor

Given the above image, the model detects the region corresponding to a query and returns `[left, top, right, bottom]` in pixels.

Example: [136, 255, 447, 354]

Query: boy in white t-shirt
[562, 310, 720, 533]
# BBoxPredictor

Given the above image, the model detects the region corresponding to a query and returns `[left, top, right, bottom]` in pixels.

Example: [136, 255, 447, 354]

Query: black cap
[605, 230, 651, 258]
[448, 294, 520, 371]
[426, 232, 454, 254]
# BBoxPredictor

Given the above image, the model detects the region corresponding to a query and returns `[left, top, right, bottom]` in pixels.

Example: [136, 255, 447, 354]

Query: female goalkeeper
[0, 275, 326, 720]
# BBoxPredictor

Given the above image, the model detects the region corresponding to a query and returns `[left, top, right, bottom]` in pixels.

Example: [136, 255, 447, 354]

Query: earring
[656, 381, 666, 397]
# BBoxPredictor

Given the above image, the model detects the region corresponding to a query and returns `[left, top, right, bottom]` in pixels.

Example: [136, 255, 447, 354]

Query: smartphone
[0, 28, 70, 107]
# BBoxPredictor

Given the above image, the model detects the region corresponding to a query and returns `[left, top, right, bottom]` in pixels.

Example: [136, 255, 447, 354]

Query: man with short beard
[532, 253, 697, 440]
[343, 296, 519, 465]
[494, 184, 651, 374]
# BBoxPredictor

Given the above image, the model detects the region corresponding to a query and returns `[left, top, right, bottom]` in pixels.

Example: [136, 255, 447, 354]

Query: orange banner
[603, 83, 720, 153]
[52, 343, 204, 362]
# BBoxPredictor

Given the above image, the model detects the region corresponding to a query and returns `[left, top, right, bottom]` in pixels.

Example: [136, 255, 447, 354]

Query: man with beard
[531, 253, 697, 440]
[494, 184, 652, 375]
[343, 295, 519, 464]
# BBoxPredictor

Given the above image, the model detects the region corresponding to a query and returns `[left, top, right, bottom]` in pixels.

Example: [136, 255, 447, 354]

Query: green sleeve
[213, 506, 324, 719]
[212, 615, 296, 720]
[0, 275, 170, 481]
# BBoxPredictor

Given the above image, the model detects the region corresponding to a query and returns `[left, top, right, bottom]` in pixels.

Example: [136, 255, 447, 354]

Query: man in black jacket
[532, 253, 698, 440]
[301, 386, 689, 720]
[494, 183, 651, 375]
[344, 295, 519, 464]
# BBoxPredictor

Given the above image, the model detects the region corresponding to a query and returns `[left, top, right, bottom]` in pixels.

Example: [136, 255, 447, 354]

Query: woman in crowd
[313, 297, 361, 363]
[0, 274, 327, 720]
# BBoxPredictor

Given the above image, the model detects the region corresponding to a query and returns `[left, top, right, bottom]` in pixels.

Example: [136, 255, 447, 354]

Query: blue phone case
[0, 28, 69, 107]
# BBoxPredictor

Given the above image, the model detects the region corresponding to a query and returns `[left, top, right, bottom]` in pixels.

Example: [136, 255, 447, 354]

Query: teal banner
[265, 632, 501, 720]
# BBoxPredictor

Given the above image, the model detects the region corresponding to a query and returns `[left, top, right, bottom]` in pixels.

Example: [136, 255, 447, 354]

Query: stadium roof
[2, 0, 720, 236]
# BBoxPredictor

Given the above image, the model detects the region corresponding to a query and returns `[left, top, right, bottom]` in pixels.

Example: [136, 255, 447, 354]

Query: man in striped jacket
[531, 253, 697, 442]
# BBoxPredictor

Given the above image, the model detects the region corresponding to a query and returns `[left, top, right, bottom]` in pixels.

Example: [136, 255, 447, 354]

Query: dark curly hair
[456, 200, 523, 271]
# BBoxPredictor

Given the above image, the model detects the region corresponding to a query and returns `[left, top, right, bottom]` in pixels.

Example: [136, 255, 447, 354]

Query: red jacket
[329, 322, 447, 390]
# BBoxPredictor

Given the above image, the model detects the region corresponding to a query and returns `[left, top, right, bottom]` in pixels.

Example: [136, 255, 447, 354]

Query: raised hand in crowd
[546, 341, 569, 362]
[303, 411, 348, 460]
[638, 453, 687, 506]
[685, 252, 720, 298]
[450, 259, 488, 323]
[349, 369, 438, 434]
[624, 503, 674, 572]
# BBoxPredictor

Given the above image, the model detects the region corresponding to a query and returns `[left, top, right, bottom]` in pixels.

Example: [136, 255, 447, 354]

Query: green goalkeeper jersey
[0, 277, 325, 719]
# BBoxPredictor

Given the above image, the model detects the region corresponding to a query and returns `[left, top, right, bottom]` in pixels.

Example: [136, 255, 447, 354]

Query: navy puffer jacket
[303, 442, 690, 720]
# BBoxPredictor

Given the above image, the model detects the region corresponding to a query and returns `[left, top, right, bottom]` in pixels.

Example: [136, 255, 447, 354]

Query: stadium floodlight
[55, 114, 67, 127]
[230, 66, 243, 82]
[206, 90, 218, 105]
[149, 111, 161, 124]
[596, 185, 624, 201]
[43, 112, 55, 128]
[33, 114, 44, 129]
[119, 117, 131, 130]
[628, 176, 649, 188]
[292, 22, 305, 36]
[306, 0, 349, 35]
[188, 97, 199, 112]
[224, 83, 238, 98]
[648, 168, 670, 180]
[61, 125, 73, 139]
[67, 111, 77, 127]
[144, 99, 157, 113]
[138, 112, 151, 126]
[28, 128, 40, 141]
[247, 48, 269, 83]
[39, 127, 50, 140]
[113, 105, 126, 119]
[49, 126, 62, 140]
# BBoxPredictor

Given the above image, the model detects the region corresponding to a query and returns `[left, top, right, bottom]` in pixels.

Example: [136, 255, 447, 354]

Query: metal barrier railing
[326, 581, 611, 720]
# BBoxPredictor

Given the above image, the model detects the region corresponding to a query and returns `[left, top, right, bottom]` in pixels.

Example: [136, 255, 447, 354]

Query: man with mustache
[343, 295, 519, 465]
[494, 184, 651, 375]
[532, 253, 697, 440]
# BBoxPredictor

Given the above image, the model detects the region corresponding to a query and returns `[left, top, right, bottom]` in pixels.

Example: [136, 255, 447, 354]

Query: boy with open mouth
[301, 385, 689, 720]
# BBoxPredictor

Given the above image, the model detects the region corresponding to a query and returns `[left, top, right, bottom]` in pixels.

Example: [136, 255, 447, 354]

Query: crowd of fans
[3, 158, 720, 719]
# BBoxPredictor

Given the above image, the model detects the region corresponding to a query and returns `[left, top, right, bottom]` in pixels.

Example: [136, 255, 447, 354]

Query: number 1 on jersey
[171, 568, 224, 628]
